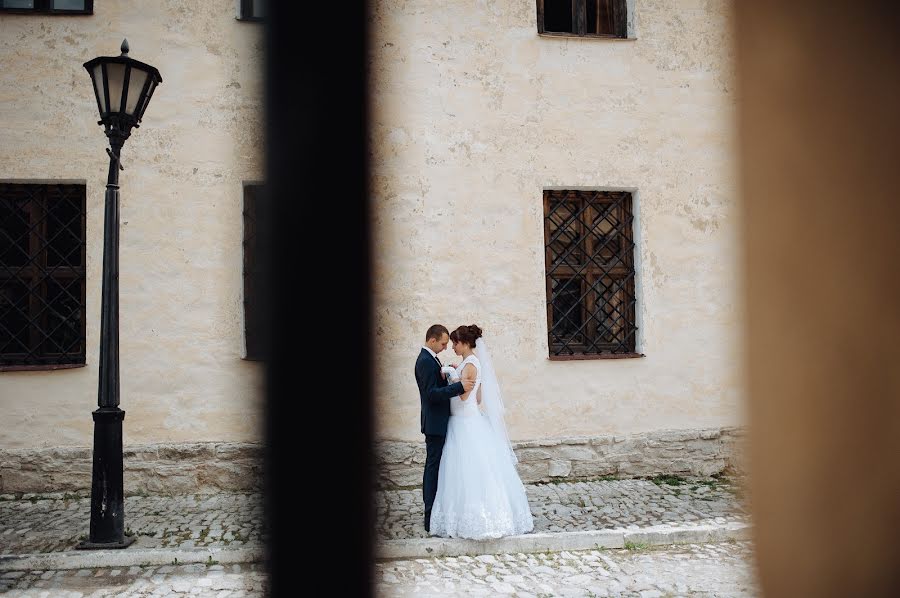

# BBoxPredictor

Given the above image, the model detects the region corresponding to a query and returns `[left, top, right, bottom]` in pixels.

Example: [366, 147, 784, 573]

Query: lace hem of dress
[429, 507, 534, 539]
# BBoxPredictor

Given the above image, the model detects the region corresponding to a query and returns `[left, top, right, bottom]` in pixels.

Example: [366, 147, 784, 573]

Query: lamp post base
[83, 407, 129, 549]
[75, 536, 136, 550]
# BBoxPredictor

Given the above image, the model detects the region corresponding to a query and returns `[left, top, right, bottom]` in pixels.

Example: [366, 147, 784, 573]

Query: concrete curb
[376, 521, 752, 560]
[0, 522, 752, 570]
[0, 545, 264, 572]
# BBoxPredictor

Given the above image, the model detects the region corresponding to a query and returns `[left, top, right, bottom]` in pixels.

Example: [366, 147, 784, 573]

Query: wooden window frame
[0, 0, 93, 15]
[1, 182, 87, 371]
[543, 189, 641, 360]
[536, 0, 629, 39]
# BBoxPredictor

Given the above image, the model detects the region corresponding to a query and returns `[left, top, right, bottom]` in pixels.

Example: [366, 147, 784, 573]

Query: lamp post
[76, 39, 162, 549]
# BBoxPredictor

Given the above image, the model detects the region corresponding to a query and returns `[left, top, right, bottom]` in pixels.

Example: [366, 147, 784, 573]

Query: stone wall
[0, 427, 745, 495]
[0, 0, 266, 452]
[370, 0, 744, 443]
[376, 426, 746, 489]
[0, 442, 263, 496]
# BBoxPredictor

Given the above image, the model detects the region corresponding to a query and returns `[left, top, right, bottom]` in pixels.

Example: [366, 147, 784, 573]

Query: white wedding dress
[429, 352, 534, 539]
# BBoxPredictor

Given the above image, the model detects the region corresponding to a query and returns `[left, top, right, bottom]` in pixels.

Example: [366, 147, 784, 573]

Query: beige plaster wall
[370, 0, 744, 441]
[0, 1, 265, 449]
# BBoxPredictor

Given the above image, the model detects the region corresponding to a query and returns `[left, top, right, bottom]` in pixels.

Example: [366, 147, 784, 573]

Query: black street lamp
[76, 39, 162, 550]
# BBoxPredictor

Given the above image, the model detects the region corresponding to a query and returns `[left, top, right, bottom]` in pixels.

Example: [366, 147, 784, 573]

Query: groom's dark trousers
[415, 348, 465, 532]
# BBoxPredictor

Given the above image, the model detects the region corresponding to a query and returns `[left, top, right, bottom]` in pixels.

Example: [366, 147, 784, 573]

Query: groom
[415, 324, 475, 532]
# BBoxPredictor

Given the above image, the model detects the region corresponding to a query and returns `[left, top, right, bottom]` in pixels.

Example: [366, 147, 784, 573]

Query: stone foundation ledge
[0, 442, 263, 495]
[375, 426, 747, 489]
[376, 521, 753, 560]
[0, 426, 746, 494]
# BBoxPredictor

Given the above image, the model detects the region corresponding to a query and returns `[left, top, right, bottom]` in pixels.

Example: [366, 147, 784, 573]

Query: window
[1, 183, 86, 370]
[543, 190, 638, 358]
[537, 0, 628, 38]
[242, 183, 266, 360]
[238, 0, 265, 21]
[0, 0, 93, 14]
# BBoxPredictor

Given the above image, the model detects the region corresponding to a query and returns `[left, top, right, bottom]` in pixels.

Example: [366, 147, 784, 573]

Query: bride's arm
[418, 359, 469, 404]
[458, 363, 477, 401]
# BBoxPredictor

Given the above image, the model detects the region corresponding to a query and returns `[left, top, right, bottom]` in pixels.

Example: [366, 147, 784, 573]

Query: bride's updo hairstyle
[450, 324, 483, 347]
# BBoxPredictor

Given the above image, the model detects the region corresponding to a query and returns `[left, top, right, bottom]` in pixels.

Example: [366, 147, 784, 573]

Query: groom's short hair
[425, 324, 449, 341]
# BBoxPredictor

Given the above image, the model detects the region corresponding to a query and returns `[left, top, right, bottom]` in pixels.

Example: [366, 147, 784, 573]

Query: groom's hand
[461, 378, 475, 393]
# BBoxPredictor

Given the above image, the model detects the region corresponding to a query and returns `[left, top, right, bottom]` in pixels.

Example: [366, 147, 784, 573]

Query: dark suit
[415, 347, 465, 531]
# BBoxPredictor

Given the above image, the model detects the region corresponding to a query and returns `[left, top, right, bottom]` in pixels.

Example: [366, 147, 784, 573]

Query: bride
[428, 324, 534, 539]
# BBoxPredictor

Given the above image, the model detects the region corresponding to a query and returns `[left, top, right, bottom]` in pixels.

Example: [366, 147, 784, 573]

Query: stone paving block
[375, 477, 749, 542]
[376, 542, 756, 597]
[0, 494, 266, 555]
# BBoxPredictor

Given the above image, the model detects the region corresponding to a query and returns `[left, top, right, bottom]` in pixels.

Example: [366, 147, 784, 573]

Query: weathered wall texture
[0, 442, 263, 495]
[0, 1, 265, 449]
[1, 0, 742, 484]
[0, 426, 747, 495]
[370, 0, 743, 442]
[377, 426, 747, 489]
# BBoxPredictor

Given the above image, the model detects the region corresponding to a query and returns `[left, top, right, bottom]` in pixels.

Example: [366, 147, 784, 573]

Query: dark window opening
[543, 0, 573, 33]
[0, 0, 92, 14]
[1, 183, 87, 370]
[538, 0, 628, 38]
[543, 190, 638, 358]
[238, 0, 265, 22]
[243, 183, 267, 361]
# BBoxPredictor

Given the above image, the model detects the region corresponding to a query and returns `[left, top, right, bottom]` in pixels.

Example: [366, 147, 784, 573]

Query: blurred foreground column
[735, 1, 900, 596]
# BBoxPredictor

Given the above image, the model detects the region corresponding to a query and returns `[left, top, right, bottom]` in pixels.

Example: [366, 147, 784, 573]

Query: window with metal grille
[242, 183, 266, 360]
[543, 190, 639, 359]
[1, 183, 87, 370]
[0, 0, 93, 14]
[237, 0, 265, 22]
[537, 0, 628, 38]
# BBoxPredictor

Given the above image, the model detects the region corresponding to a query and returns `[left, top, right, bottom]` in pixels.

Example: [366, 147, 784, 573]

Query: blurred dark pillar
[262, 1, 373, 595]
[735, 1, 900, 596]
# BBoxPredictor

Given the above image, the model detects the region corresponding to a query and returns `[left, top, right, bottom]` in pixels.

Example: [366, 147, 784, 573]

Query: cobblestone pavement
[376, 541, 758, 597]
[376, 478, 749, 541]
[0, 494, 264, 554]
[1, 479, 747, 555]
[0, 563, 267, 597]
[1, 543, 755, 597]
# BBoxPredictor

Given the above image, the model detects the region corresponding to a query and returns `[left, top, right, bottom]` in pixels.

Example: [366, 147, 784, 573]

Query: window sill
[549, 353, 645, 361]
[538, 32, 636, 41]
[0, 10, 92, 15]
[0, 363, 86, 372]
[235, 16, 264, 23]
